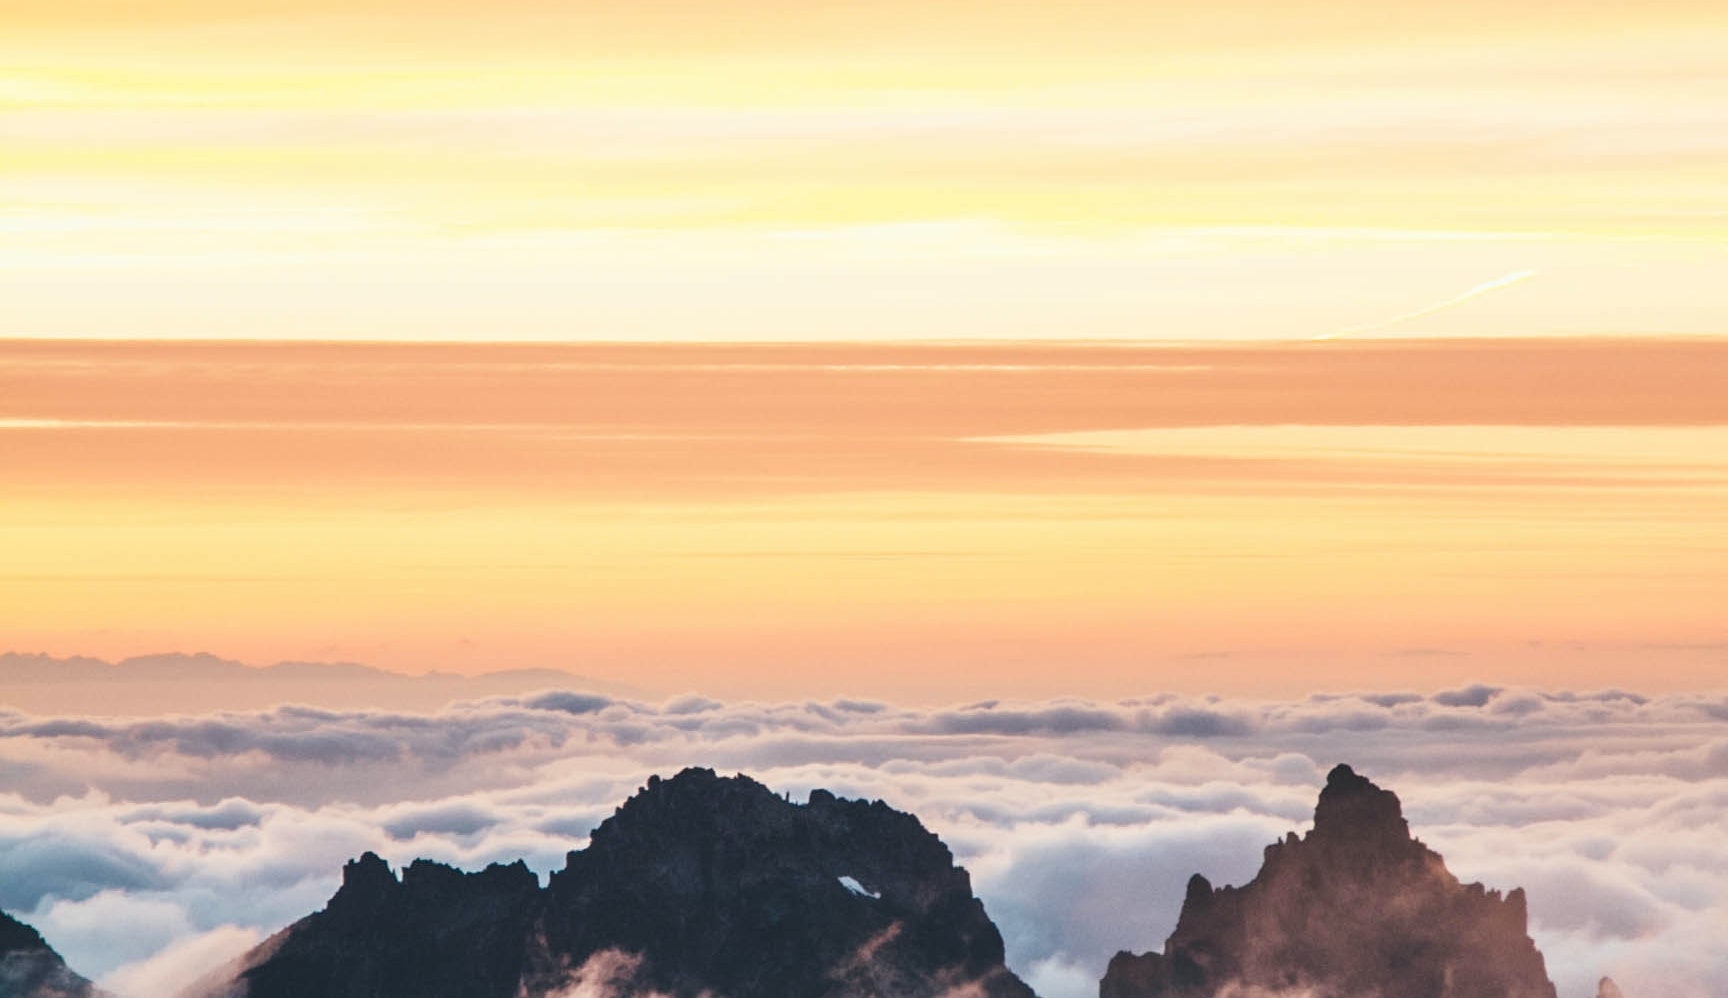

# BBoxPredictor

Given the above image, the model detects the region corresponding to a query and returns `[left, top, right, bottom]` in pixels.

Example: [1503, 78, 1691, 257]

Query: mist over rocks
[1100, 764, 1557, 998]
[189, 768, 1035, 998]
[1, 686, 1722, 998]
[0, 909, 101, 998]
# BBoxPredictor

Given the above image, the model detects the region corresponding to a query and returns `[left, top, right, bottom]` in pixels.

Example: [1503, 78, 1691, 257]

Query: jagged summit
[0, 910, 100, 998]
[331, 851, 396, 906]
[1101, 764, 1557, 998]
[536, 767, 1028, 998]
[10, 766, 1618, 998]
[1312, 763, 1412, 846]
[190, 768, 1034, 998]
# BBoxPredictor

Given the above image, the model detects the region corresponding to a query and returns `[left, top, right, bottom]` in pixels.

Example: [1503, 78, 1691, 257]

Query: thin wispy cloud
[1317, 269, 1538, 339]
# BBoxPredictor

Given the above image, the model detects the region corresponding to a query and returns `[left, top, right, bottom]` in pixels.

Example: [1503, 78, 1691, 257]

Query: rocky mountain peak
[538, 768, 1027, 998]
[585, 767, 794, 855]
[1313, 763, 1410, 843]
[325, 851, 397, 916]
[188, 769, 1033, 998]
[1100, 763, 1558, 998]
[1291, 762, 1430, 879]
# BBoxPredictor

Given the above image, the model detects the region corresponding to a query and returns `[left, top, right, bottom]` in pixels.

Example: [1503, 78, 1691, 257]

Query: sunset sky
[5, 8, 1728, 998]
[5, 0, 1728, 700]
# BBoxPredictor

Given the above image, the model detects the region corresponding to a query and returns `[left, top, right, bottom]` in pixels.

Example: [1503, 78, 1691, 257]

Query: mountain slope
[1100, 764, 1557, 998]
[0, 910, 99, 998]
[192, 768, 1034, 998]
[530, 768, 1031, 998]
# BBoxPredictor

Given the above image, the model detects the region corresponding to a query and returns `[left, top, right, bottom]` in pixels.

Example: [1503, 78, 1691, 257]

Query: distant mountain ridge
[0, 652, 631, 714]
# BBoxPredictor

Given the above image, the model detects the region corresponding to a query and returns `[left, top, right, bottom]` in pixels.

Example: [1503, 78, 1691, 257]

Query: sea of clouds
[1, 685, 1725, 998]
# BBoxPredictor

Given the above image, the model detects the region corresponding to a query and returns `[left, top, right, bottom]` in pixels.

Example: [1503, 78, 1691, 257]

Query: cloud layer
[1, 685, 1725, 998]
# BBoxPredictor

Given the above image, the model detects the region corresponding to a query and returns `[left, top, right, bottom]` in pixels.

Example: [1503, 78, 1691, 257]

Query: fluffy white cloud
[0, 686, 1723, 998]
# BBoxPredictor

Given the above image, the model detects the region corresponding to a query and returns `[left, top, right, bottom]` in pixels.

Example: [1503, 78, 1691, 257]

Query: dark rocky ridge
[190, 768, 1035, 998]
[217, 855, 542, 998]
[0, 910, 99, 998]
[1100, 764, 1559, 998]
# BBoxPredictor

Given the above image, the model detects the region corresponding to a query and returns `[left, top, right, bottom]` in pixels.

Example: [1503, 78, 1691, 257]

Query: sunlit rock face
[189, 768, 1033, 998]
[0, 910, 99, 998]
[1100, 764, 1559, 998]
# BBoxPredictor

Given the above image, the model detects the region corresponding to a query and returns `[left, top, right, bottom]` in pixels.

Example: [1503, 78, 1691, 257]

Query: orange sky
[3, 1, 1726, 700]
[5, 339, 1727, 700]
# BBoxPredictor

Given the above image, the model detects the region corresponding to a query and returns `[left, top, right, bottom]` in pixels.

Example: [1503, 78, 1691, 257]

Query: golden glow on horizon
[7, 487, 1725, 698]
[5, 340, 1728, 699]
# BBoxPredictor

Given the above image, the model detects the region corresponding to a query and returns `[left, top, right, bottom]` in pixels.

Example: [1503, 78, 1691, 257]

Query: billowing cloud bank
[1, 686, 1725, 998]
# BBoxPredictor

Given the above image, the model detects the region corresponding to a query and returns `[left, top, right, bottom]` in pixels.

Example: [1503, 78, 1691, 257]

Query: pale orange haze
[6, 338, 1728, 700]
[3, 0, 1727, 701]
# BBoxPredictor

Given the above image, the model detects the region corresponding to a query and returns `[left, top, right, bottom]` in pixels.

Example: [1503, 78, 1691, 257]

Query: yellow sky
[4, 0, 1727, 341]
[4, 3, 1728, 699]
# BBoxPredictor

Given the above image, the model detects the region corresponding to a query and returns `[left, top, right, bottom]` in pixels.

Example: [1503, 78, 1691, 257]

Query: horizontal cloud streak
[9, 339, 1728, 700]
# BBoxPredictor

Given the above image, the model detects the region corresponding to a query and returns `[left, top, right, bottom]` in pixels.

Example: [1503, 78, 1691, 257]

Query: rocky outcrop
[193, 768, 1034, 998]
[0, 910, 99, 998]
[529, 768, 1030, 998]
[1100, 764, 1558, 998]
[204, 854, 542, 998]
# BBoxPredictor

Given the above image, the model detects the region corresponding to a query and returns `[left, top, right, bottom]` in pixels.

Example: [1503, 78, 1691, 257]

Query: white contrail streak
[1316, 269, 1537, 340]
